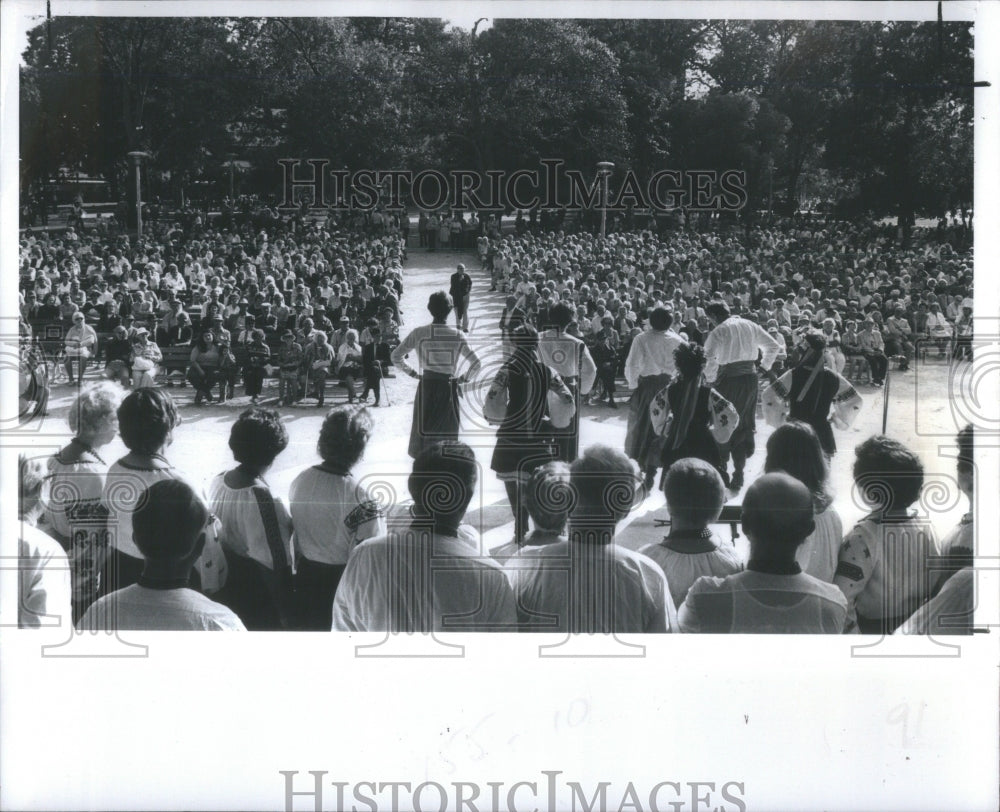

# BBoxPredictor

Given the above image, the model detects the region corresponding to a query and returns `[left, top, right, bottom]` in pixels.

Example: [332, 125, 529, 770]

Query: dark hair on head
[705, 300, 730, 321]
[117, 388, 179, 455]
[195, 330, 215, 352]
[957, 424, 974, 486]
[132, 479, 207, 561]
[427, 290, 453, 321]
[511, 322, 539, 351]
[229, 408, 289, 468]
[648, 306, 673, 331]
[852, 435, 924, 512]
[549, 302, 573, 328]
[663, 458, 725, 525]
[525, 461, 572, 533]
[569, 444, 639, 531]
[409, 441, 478, 522]
[674, 342, 706, 380]
[801, 332, 826, 357]
[765, 421, 833, 510]
[317, 405, 373, 470]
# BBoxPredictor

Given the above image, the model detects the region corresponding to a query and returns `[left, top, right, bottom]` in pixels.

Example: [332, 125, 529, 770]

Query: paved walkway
[32, 247, 971, 557]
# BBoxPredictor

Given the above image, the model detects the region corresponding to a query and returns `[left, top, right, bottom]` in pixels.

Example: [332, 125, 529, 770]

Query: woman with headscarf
[487, 324, 573, 544]
[761, 332, 862, 457]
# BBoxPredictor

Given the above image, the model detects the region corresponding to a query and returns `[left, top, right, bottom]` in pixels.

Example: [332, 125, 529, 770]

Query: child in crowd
[834, 436, 939, 634]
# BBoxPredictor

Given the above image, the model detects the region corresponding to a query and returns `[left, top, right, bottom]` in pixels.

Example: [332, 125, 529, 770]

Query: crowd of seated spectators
[18, 203, 408, 407]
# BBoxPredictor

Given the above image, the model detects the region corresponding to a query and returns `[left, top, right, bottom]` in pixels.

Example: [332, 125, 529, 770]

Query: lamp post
[127, 151, 151, 238]
[597, 161, 615, 238]
[225, 155, 237, 199]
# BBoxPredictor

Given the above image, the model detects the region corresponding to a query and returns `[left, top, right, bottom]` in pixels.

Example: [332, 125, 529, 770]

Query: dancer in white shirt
[392, 292, 482, 458]
[624, 306, 687, 489]
[703, 301, 780, 491]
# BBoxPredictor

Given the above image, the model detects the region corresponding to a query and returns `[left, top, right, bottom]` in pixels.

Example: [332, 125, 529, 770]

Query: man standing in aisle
[539, 303, 597, 463]
[703, 301, 780, 492]
[449, 262, 473, 332]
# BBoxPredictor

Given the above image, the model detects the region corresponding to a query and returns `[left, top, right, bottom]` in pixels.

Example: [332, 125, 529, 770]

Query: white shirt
[795, 508, 843, 584]
[624, 328, 687, 389]
[895, 568, 973, 636]
[639, 536, 744, 609]
[679, 570, 848, 633]
[391, 323, 479, 377]
[19, 524, 73, 629]
[79, 585, 246, 631]
[538, 330, 597, 394]
[207, 474, 294, 571]
[290, 467, 385, 566]
[504, 540, 677, 633]
[331, 526, 516, 632]
[102, 461, 187, 559]
[833, 513, 940, 632]
[704, 316, 781, 382]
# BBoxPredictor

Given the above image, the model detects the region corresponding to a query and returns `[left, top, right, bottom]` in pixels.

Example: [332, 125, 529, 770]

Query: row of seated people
[20, 383, 974, 635]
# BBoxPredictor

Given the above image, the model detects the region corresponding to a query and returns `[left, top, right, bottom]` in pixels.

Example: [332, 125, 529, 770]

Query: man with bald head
[678, 473, 848, 633]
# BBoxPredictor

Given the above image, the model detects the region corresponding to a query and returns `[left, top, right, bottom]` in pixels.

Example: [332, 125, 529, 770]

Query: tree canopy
[20, 16, 973, 218]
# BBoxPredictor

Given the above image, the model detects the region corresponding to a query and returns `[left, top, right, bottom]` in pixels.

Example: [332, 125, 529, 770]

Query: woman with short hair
[290, 406, 385, 630]
[41, 382, 123, 621]
[208, 408, 294, 630]
[391, 291, 482, 457]
[764, 421, 842, 583]
[102, 388, 188, 594]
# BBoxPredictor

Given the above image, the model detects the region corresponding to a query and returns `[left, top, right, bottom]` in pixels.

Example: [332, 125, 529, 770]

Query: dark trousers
[216, 549, 290, 631]
[361, 367, 382, 403]
[596, 362, 616, 400]
[243, 367, 265, 397]
[863, 351, 888, 383]
[295, 559, 347, 631]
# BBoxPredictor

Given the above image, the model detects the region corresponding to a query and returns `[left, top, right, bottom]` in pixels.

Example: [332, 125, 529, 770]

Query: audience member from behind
[291, 406, 385, 630]
[80, 480, 245, 631]
[208, 408, 294, 630]
[506, 445, 676, 633]
[938, 424, 974, 572]
[640, 459, 743, 609]
[331, 441, 514, 632]
[101, 388, 185, 594]
[41, 381, 122, 621]
[679, 472, 848, 633]
[764, 421, 842, 583]
[493, 461, 571, 564]
[19, 455, 72, 629]
[834, 436, 939, 634]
